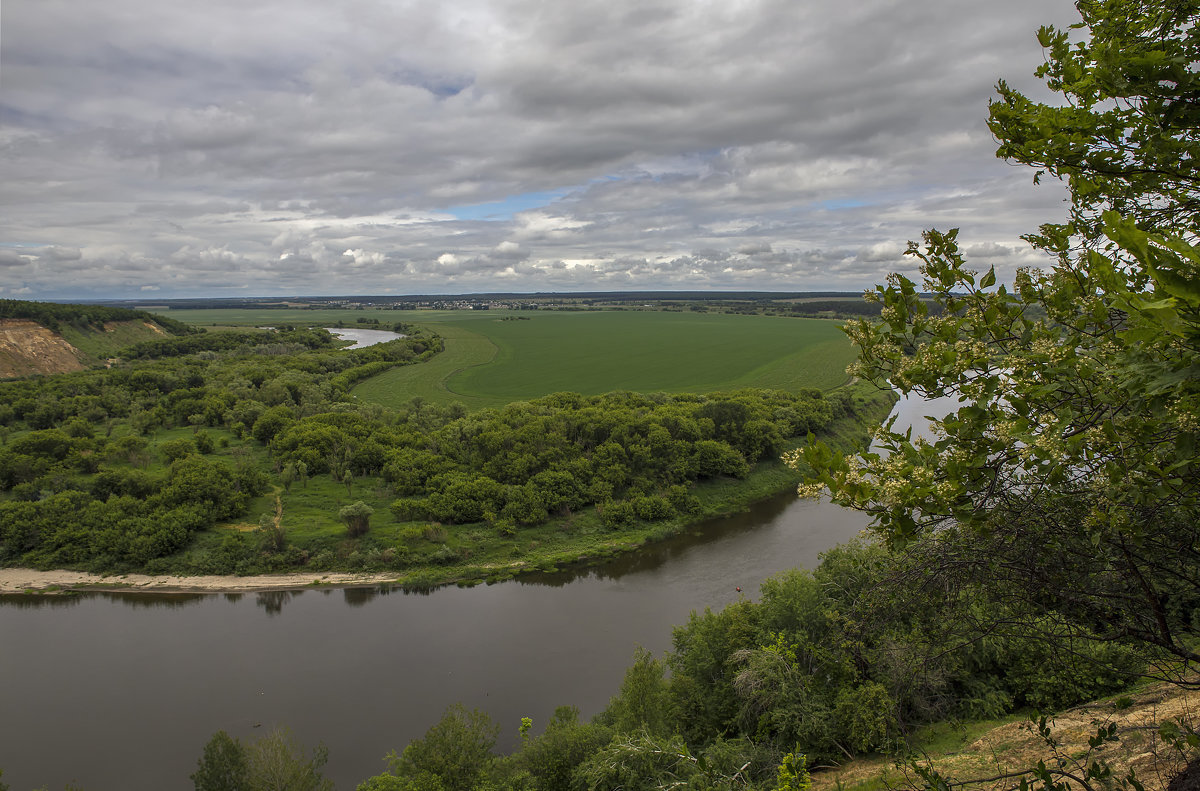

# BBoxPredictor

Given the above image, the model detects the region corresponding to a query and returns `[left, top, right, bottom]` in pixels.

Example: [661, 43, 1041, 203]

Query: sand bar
[0, 567, 405, 594]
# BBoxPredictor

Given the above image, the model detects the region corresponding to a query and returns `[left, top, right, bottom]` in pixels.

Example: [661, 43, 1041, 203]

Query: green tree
[989, 0, 1200, 239]
[191, 730, 248, 791]
[599, 648, 671, 736]
[382, 704, 499, 791]
[793, 0, 1200, 672]
[160, 436, 197, 463]
[516, 706, 613, 791]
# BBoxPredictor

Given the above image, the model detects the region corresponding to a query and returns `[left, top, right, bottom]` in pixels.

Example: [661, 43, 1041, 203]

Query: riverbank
[0, 567, 407, 593]
[2, 385, 897, 596]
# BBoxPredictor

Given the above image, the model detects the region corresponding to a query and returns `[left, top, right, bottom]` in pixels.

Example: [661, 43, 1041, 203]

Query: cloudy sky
[2, 0, 1082, 299]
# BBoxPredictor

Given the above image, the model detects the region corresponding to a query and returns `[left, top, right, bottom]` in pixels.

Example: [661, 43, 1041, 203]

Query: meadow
[154, 307, 857, 410]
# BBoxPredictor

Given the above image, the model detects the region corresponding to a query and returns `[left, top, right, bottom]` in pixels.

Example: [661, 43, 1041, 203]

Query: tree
[339, 500, 374, 537]
[382, 704, 499, 791]
[988, 0, 1200, 240]
[191, 730, 248, 791]
[243, 726, 334, 791]
[793, 0, 1200, 677]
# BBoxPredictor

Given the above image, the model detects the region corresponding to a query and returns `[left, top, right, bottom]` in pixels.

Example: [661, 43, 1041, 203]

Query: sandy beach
[0, 567, 406, 594]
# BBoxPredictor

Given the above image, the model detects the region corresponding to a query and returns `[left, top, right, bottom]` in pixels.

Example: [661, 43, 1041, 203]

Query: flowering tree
[789, 0, 1200, 673]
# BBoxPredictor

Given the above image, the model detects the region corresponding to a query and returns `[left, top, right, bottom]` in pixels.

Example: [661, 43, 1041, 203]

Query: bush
[339, 501, 374, 537]
[599, 499, 636, 529]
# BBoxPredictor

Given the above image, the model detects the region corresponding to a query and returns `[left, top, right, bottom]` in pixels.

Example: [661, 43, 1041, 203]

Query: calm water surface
[0, 392, 949, 790]
[324, 327, 405, 348]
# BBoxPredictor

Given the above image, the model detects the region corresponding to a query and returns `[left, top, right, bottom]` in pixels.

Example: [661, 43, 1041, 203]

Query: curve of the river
[0, 392, 951, 790]
[324, 327, 406, 348]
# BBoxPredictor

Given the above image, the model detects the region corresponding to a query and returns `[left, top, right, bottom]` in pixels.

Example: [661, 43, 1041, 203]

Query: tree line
[0, 298, 198, 336]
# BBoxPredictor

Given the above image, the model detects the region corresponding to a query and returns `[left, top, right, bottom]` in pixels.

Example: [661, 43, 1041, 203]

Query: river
[323, 327, 406, 348]
[0, 392, 953, 790]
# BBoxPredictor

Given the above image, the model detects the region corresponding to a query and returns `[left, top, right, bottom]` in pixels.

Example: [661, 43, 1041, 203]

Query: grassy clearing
[350, 322, 499, 410]
[152, 307, 855, 411]
[354, 311, 855, 411]
[59, 320, 167, 363]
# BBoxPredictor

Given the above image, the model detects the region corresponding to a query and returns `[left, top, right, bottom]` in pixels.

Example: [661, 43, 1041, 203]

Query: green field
[355, 312, 854, 410]
[154, 308, 857, 411]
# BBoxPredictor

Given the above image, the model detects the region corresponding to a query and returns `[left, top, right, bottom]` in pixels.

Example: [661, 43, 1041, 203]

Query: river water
[323, 327, 406, 348]
[0, 392, 952, 790]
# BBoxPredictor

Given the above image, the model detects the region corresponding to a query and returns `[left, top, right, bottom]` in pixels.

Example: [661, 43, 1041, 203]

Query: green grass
[153, 307, 416, 327]
[151, 307, 857, 411]
[353, 311, 855, 410]
[59, 320, 169, 363]
[351, 322, 501, 410]
[150, 307, 859, 410]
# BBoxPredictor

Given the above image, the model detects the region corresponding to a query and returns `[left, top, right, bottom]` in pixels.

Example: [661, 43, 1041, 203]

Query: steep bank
[0, 319, 87, 378]
[812, 681, 1200, 791]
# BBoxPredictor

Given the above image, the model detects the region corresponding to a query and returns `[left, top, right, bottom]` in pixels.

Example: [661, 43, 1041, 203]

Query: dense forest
[0, 303, 889, 580]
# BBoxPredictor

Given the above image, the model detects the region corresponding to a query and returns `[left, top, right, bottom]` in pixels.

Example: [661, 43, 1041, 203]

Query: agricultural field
[153, 308, 856, 411]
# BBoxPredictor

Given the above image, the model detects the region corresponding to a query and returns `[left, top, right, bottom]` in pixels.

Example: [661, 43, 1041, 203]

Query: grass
[353, 311, 856, 410]
[154, 307, 417, 327]
[148, 308, 856, 411]
[351, 322, 500, 410]
[810, 681, 1200, 791]
[59, 319, 167, 362]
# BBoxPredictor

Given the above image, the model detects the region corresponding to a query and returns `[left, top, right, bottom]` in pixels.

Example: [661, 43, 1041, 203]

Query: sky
[1, 0, 1083, 300]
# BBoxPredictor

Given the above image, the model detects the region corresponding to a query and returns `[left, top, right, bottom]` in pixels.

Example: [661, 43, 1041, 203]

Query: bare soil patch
[0, 318, 85, 378]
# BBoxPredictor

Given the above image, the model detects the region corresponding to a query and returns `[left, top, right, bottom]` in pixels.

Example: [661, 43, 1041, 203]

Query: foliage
[597, 648, 672, 736]
[513, 706, 613, 791]
[191, 728, 333, 791]
[339, 500, 374, 537]
[381, 704, 500, 791]
[794, 0, 1200, 674]
[0, 298, 197, 336]
[191, 730, 247, 791]
[773, 751, 810, 791]
[989, 0, 1200, 240]
[243, 727, 334, 791]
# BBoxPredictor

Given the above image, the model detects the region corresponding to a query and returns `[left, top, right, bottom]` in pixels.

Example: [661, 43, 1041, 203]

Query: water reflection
[0, 592, 84, 609]
[530, 491, 800, 587]
[0, 591, 209, 609]
[255, 590, 294, 615]
[343, 586, 380, 607]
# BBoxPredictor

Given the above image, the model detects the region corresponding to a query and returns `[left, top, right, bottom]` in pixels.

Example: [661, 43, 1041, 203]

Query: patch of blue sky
[386, 62, 474, 98]
[445, 189, 571, 221]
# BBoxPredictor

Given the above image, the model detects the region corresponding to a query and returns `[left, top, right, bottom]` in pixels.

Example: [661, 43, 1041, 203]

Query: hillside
[0, 319, 88, 378]
[812, 681, 1200, 791]
[0, 300, 192, 378]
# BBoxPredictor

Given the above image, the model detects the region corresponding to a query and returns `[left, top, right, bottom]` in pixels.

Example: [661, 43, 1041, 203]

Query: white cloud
[1, 0, 1081, 297]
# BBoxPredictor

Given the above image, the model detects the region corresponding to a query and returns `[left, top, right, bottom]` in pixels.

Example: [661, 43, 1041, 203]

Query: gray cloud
[0, 0, 1081, 298]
